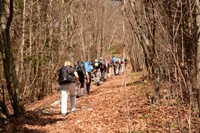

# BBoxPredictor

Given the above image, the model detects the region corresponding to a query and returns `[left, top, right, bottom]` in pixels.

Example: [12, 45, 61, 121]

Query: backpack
[101, 59, 106, 66]
[94, 62, 99, 67]
[111, 57, 116, 64]
[76, 61, 85, 74]
[118, 58, 122, 64]
[94, 61, 100, 69]
[120, 58, 124, 64]
[107, 58, 111, 65]
[59, 66, 75, 84]
[84, 62, 91, 73]
[115, 58, 119, 64]
[100, 59, 106, 68]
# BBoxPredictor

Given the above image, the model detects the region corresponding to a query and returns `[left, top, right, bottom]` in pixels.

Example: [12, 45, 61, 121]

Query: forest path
[1, 64, 199, 133]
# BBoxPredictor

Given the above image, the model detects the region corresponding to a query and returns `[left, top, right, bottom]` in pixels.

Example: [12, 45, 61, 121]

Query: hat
[77, 60, 83, 64]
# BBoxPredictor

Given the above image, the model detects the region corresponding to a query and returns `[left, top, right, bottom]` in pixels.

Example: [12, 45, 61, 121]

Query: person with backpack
[119, 57, 124, 73]
[111, 55, 119, 75]
[99, 57, 107, 82]
[106, 58, 110, 77]
[92, 59, 102, 86]
[56, 61, 79, 117]
[120, 55, 127, 73]
[84, 61, 92, 94]
[111, 55, 116, 65]
[75, 60, 90, 98]
[108, 55, 115, 77]
[113, 58, 120, 75]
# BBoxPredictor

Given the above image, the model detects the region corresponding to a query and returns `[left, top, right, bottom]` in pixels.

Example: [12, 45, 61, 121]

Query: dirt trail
[1, 64, 200, 133]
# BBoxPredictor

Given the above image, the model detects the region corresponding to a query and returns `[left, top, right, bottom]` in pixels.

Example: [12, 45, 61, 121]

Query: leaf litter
[1, 64, 200, 133]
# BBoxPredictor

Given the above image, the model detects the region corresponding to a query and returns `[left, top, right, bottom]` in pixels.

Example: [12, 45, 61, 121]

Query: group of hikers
[56, 55, 127, 116]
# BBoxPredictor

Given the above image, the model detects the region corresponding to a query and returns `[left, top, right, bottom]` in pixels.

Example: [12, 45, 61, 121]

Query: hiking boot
[76, 95, 81, 98]
[62, 113, 67, 117]
[71, 111, 76, 114]
[97, 82, 100, 86]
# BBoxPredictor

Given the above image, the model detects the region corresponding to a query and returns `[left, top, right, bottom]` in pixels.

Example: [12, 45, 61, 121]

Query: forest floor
[1, 64, 200, 133]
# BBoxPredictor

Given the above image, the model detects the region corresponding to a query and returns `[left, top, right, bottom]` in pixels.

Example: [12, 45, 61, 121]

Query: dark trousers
[78, 74, 85, 96]
[86, 72, 91, 94]
[100, 68, 106, 81]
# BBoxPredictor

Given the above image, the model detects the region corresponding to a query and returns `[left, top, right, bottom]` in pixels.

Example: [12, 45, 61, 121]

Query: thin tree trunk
[101, 0, 104, 57]
[20, 0, 26, 83]
[80, 22, 86, 60]
[196, 0, 200, 117]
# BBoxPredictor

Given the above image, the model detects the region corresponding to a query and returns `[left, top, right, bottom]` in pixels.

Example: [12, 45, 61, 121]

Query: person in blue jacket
[84, 61, 92, 94]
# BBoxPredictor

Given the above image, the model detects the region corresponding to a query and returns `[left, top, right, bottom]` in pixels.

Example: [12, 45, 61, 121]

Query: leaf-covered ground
[1, 64, 200, 133]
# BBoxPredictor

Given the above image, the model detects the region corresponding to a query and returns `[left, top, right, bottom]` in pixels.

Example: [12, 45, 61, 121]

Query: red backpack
[107, 58, 111, 65]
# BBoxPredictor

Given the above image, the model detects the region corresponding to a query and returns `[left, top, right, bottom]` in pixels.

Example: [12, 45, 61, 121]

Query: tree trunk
[0, 84, 10, 117]
[80, 22, 86, 61]
[196, 0, 200, 117]
[0, 0, 25, 117]
[20, 0, 26, 83]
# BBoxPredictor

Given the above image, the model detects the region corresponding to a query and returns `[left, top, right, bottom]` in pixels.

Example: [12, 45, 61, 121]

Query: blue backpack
[111, 57, 116, 64]
[84, 62, 91, 73]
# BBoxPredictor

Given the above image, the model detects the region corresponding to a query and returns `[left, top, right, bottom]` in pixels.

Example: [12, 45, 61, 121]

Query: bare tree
[0, 0, 24, 117]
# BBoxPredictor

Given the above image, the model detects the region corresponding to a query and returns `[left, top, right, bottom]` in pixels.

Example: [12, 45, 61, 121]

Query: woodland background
[0, 0, 200, 132]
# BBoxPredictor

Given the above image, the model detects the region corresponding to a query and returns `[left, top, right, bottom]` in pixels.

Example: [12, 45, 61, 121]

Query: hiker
[56, 61, 79, 116]
[92, 59, 102, 86]
[111, 55, 116, 64]
[113, 58, 121, 75]
[118, 58, 122, 74]
[120, 56, 127, 73]
[120, 57, 125, 73]
[75, 60, 90, 97]
[89, 62, 95, 81]
[110, 55, 115, 76]
[111, 55, 119, 75]
[107, 57, 114, 77]
[105, 58, 110, 78]
[99, 57, 107, 82]
[84, 61, 92, 94]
